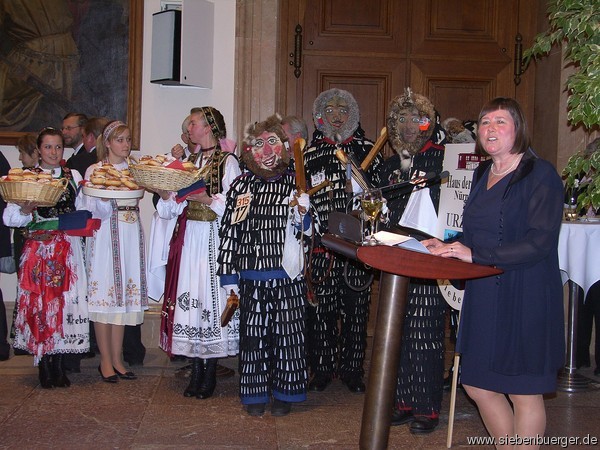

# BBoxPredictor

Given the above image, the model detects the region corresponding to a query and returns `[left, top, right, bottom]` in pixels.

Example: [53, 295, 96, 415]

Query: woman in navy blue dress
[424, 98, 564, 446]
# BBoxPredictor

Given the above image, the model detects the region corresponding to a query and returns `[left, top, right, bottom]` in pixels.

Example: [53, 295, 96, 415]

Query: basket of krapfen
[129, 156, 201, 192]
[0, 177, 68, 207]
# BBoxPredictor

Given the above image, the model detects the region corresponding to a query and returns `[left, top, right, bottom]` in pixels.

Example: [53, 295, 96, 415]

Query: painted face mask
[387, 88, 437, 158]
[313, 88, 360, 142]
[242, 114, 290, 180]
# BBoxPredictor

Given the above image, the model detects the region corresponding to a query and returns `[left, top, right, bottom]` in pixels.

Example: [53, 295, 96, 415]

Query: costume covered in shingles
[378, 89, 447, 431]
[219, 115, 313, 415]
[303, 89, 382, 392]
[4, 167, 89, 365]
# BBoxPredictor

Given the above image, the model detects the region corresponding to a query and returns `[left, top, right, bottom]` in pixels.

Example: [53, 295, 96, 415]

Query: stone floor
[1, 307, 599, 449]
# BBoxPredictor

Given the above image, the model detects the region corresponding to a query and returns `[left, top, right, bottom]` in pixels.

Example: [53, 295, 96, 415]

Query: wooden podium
[320, 234, 503, 450]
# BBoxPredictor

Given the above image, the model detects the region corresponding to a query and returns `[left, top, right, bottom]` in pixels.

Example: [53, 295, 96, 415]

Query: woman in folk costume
[157, 106, 241, 399]
[219, 114, 314, 417]
[81, 120, 148, 383]
[3, 127, 89, 388]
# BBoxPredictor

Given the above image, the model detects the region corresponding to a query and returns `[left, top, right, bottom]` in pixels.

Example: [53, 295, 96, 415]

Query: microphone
[381, 170, 447, 192]
[431, 170, 450, 183]
[381, 170, 449, 200]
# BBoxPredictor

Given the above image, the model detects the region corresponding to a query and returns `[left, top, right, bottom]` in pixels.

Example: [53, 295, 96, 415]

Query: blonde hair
[96, 120, 128, 161]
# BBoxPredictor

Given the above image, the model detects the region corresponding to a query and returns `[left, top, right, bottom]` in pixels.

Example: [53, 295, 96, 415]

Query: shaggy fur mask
[312, 88, 360, 142]
[241, 113, 291, 180]
[387, 88, 437, 163]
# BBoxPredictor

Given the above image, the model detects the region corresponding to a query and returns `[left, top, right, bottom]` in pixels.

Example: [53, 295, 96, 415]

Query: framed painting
[0, 0, 143, 148]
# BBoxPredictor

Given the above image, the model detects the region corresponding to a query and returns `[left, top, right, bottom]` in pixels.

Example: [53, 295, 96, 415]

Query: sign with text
[436, 143, 487, 310]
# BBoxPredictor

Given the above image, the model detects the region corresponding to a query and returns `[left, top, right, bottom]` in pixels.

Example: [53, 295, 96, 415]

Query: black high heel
[98, 366, 118, 383]
[113, 367, 137, 380]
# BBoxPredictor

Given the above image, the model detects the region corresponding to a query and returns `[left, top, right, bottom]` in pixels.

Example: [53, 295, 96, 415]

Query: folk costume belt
[186, 201, 217, 222]
[25, 229, 63, 241]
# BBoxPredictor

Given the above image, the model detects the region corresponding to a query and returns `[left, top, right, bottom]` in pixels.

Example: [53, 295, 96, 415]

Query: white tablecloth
[558, 221, 600, 298]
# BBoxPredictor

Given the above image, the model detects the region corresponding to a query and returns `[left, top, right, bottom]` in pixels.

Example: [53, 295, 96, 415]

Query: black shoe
[246, 403, 266, 417]
[51, 355, 71, 387]
[13, 348, 30, 356]
[409, 416, 439, 434]
[38, 355, 53, 389]
[98, 366, 118, 383]
[271, 399, 292, 417]
[390, 409, 414, 426]
[113, 367, 137, 380]
[183, 358, 203, 397]
[196, 358, 217, 399]
[0, 352, 9, 361]
[594, 367, 600, 376]
[308, 373, 332, 392]
[341, 374, 365, 393]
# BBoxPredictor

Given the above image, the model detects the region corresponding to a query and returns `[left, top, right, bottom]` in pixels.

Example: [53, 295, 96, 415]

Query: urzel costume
[379, 89, 448, 433]
[158, 107, 241, 399]
[219, 114, 313, 416]
[303, 88, 383, 393]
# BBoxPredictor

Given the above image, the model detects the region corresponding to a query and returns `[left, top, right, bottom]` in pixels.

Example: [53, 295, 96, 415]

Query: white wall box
[150, 0, 214, 87]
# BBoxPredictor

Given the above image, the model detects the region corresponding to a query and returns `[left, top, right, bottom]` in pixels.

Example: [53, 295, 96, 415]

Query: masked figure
[303, 88, 383, 393]
[379, 88, 448, 434]
[219, 114, 314, 417]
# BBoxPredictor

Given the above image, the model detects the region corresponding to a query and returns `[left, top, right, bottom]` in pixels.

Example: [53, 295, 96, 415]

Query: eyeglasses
[61, 125, 81, 131]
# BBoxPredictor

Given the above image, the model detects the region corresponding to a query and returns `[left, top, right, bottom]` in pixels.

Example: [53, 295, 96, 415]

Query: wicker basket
[0, 178, 68, 206]
[129, 164, 201, 191]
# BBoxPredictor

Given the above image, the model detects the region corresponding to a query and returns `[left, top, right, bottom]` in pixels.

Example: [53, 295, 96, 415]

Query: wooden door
[278, 0, 538, 149]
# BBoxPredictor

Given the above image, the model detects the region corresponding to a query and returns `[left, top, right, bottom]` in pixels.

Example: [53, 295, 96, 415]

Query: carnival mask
[242, 114, 290, 180]
[313, 88, 360, 142]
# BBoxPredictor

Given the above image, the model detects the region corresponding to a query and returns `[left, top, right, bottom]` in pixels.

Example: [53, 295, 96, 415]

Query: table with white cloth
[557, 220, 600, 391]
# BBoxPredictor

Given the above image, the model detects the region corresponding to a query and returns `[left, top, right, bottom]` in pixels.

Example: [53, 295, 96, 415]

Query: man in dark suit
[63, 112, 89, 176]
[79, 117, 109, 174]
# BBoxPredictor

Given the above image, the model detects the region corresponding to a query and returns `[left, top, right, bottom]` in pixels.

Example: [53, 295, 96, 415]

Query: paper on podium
[399, 187, 442, 239]
[373, 231, 431, 254]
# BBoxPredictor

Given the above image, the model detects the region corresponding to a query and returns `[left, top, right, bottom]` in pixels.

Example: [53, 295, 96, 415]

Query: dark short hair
[63, 112, 89, 127]
[84, 117, 110, 138]
[475, 97, 530, 155]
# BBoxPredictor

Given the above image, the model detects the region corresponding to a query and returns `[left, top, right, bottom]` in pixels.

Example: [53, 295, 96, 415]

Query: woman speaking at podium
[424, 97, 564, 447]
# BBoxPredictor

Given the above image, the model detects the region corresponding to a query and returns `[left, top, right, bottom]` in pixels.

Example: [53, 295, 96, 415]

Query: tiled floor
[1, 306, 599, 449]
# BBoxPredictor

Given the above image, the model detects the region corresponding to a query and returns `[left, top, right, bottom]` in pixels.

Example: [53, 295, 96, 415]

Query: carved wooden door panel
[278, 0, 537, 146]
[409, 0, 535, 127]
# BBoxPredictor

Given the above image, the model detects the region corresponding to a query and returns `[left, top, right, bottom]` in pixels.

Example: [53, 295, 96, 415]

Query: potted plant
[523, 0, 600, 215]
[562, 138, 600, 214]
